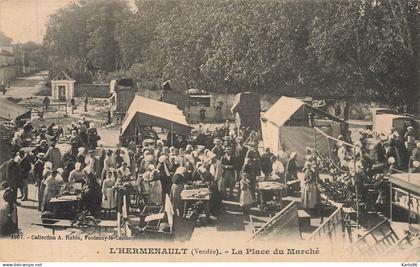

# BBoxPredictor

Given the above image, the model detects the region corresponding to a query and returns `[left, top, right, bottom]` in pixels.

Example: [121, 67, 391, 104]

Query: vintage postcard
[0, 0, 419, 263]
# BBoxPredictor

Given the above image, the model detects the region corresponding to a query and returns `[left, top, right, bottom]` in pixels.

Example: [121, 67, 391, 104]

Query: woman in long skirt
[149, 165, 162, 205]
[301, 162, 320, 210]
[239, 173, 254, 214]
[101, 169, 116, 217]
[170, 167, 186, 216]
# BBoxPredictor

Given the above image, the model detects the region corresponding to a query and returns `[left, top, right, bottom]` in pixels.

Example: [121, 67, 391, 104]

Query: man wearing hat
[18, 151, 33, 201]
[211, 138, 224, 160]
[5, 153, 21, 205]
[70, 130, 82, 155]
[220, 147, 237, 199]
[234, 136, 247, 177]
[261, 148, 274, 177]
[35, 139, 49, 155]
[404, 126, 415, 140]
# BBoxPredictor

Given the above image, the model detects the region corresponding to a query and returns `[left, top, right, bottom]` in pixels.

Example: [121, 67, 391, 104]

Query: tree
[43, 0, 130, 80]
[0, 32, 13, 46]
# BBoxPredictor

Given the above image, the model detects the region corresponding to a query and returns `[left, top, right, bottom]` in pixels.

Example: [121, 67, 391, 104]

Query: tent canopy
[0, 98, 31, 121]
[261, 96, 344, 128]
[121, 95, 191, 137]
[261, 96, 344, 167]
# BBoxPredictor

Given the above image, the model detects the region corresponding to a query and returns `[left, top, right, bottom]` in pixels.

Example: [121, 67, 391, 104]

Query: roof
[0, 49, 14, 57]
[121, 95, 191, 136]
[261, 96, 344, 128]
[0, 98, 31, 120]
[52, 71, 75, 81]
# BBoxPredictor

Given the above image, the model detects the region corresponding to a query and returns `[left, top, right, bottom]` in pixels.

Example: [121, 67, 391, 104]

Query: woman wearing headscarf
[301, 161, 320, 211]
[157, 155, 172, 203]
[114, 148, 124, 169]
[170, 167, 186, 216]
[141, 164, 153, 200]
[239, 173, 254, 214]
[241, 157, 254, 196]
[285, 152, 298, 182]
[42, 169, 65, 212]
[101, 169, 116, 217]
[80, 170, 102, 216]
[101, 150, 115, 180]
[68, 162, 85, 185]
[148, 164, 162, 205]
[45, 141, 62, 170]
[38, 161, 52, 211]
[76, 147, 86, 170]
[209, 152, 223, 214]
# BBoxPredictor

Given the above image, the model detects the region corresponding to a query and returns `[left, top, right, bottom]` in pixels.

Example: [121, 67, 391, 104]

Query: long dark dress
[301, 169, 320, 209]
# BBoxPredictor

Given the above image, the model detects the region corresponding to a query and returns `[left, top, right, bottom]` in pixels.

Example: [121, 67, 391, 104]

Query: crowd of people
[2, 118, 307, 221]
[313, 125, 420, 212]
[2, 110, 419, 231]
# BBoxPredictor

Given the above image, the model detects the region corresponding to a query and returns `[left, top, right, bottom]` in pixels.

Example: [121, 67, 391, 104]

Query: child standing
[239, 173, 254, 214]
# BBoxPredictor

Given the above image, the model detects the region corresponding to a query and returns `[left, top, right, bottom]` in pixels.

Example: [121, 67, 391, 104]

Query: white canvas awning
[261, 96, 345, 167]
[120, 95, 191, 136]
[261, 96, 305, 128]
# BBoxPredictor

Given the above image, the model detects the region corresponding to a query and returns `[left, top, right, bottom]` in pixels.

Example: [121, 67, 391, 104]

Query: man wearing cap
[220, 147, 236, 199]
[211, 138, 225, 160]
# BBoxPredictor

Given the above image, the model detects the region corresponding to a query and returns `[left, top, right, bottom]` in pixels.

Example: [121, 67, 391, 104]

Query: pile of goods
[319, 178, 355, 207]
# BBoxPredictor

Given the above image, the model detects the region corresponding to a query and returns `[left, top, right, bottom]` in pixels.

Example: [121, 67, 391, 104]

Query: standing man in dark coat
[33, 153, 45, 198]
[6, 153, 21, 205]
[83, 94, 89, 112]
[220, 147, 236, 199]
[261, 147, 274, 177]
[19, 151, 33, 201]
[234, 136, 247, 177]
[211, 138, 224, 160]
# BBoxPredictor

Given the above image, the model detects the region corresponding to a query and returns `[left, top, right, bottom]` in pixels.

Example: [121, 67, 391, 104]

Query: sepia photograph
[0, 0, 419, 263]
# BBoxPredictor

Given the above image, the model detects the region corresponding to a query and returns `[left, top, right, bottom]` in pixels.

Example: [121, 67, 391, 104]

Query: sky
[0, 0, 136, 44]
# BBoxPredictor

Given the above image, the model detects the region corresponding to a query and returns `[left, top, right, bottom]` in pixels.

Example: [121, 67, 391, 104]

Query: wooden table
[256, 181, 285, 212]
[181, 188, 210, 218]
[49, 194, 81, 220]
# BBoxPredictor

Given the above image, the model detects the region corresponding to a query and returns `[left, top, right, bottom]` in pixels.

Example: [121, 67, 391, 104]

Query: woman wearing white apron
[141, 164, 155, 203]
[101, 169, 116, 217]
[149, 165, 162, 205]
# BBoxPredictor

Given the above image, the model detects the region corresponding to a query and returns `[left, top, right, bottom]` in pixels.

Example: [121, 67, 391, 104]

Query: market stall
[389, 173, 420, 233]
[181, 188, 210, 219]
[256, 179, 285, 213]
